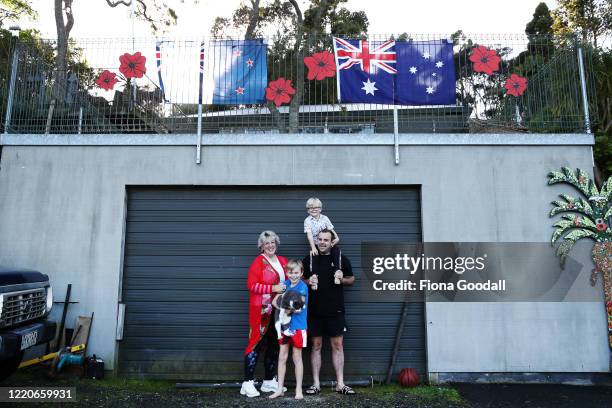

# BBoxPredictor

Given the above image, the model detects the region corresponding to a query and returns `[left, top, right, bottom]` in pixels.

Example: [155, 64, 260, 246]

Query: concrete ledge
[431, 372, 612, 386]
[0, 133, 595, 146]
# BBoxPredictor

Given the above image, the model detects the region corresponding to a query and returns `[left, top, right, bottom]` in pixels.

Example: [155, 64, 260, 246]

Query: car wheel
[0, 352, 24, 381]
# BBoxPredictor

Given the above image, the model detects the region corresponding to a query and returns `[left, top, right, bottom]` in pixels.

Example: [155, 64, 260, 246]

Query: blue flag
[202, 39, 268, 105]
[333, 38, 456, 105]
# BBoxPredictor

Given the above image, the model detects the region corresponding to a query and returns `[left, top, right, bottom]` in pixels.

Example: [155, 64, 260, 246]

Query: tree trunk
[244, 0, 260, 40]
[53, 0, 74, 105]
[287, 0, 330, 133]
[592, 242, 612, 372]
[287, 0, 304, 134]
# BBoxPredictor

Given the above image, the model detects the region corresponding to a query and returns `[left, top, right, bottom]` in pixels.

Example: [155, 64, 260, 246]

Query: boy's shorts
[279, 329, 307, 348]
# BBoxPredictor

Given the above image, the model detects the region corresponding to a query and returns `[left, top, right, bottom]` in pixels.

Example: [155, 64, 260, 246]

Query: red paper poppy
[504, 73, 528, 97]
[119, 52, 147, 79]
[95, 70, 118, 90]
[469, 45, 501, 75]
[304, 51, 336, 81]
[265, 77, 296, 107]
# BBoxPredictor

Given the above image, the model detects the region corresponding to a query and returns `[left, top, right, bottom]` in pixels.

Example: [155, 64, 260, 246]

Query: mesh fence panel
[0, 34, 597, 135]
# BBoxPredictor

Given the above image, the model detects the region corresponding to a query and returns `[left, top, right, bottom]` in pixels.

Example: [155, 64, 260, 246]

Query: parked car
[0, 267, 56, 380]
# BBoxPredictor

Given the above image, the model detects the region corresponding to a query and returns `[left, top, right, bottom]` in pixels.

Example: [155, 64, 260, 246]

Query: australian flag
[333, 38, 456, 105]
[204, 39, 268, 105]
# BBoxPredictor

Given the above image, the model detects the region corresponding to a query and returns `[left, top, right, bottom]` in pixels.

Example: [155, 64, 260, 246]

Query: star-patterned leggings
[244, 318, 278, 381]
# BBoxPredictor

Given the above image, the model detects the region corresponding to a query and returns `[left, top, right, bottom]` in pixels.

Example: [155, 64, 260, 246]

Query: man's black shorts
[308, 313, 348, 338]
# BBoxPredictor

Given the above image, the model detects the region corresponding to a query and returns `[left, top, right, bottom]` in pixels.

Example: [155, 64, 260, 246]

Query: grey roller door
[119, 186, 424, 380]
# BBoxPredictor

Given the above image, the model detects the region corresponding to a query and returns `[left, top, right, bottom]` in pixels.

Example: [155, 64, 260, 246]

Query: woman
[240, 230, 288, 398]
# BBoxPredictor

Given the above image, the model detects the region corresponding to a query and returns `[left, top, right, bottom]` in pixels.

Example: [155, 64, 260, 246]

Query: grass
[364, 383, 465, 405]
[85, 377, 177, 393]
[8, 369, 468, 407]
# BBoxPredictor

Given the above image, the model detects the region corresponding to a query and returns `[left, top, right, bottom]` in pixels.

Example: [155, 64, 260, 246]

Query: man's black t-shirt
[303, 253, 353, 317]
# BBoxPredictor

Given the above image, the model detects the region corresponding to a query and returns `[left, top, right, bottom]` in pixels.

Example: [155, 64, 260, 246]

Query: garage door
[119, 186, 424, 380]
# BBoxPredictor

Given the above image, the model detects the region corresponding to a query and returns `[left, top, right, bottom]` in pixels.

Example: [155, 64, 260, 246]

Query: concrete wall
[0, 134, 607, 373]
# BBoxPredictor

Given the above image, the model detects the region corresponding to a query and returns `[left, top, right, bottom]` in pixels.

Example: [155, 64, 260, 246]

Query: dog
[274, 290, 306, 338]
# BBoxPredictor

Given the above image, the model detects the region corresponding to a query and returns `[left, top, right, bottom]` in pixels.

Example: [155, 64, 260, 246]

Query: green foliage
[553, 0, 612, 46]
[0, 0, 36, 27]
[526, 3, 554, 36]
[590, 47, 612, 179]
[450, 30, 512, 120]
[551, 0, 611, 178]
[0, 27, 98, 132]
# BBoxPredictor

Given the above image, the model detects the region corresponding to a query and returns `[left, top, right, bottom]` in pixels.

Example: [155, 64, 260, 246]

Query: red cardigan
[245, 254, 287, 355]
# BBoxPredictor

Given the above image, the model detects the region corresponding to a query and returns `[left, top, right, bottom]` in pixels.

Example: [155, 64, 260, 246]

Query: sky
[21, 0, 558, 39]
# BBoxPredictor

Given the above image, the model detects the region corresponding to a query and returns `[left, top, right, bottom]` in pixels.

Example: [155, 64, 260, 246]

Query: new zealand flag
[202, 39, 268, 105]
[333, 38, 456, 105]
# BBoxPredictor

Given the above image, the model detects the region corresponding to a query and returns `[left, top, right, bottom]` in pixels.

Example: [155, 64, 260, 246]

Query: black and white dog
[274, 290, 306, 338]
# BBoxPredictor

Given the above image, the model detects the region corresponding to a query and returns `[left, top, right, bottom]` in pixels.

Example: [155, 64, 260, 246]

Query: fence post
[3, 35, 20, 135]
[78, 106, 83, 134]
[393, 105, 400, 165]
[196, 40, 204, 165]
[196, 103, 202, 164]
[577, 45, 591, 134]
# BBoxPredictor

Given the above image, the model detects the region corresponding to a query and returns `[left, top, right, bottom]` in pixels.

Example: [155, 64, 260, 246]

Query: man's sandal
[305, 385, 321, 395]
[336, 385, 356, 395]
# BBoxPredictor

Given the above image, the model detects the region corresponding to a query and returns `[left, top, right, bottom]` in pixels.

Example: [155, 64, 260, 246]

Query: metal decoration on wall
[548, 167, 612, 367]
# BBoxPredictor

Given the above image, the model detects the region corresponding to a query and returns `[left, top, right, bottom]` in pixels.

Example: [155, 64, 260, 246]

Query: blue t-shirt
[284, 279, 308, 330]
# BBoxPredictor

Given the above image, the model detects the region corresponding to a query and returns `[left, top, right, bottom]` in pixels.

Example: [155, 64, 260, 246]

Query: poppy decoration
[469, 45, 501, 75]
[265, 77, 296, 107]
[119, 52, 147, 79]
[304, 51, 336, 81]
[95, 70, 118, 90]
[504, 73, 528, 97]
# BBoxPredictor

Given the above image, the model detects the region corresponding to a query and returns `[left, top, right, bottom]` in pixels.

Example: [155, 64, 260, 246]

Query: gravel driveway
[4, 369, 612, 407]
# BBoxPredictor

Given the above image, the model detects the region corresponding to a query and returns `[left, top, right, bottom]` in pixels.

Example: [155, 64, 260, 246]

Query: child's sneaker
[260, 377, 287, 393]
[240, 380, 260, 397]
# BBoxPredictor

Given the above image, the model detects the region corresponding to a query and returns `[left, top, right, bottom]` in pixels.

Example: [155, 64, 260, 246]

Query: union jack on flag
[334, 38, 397, 74]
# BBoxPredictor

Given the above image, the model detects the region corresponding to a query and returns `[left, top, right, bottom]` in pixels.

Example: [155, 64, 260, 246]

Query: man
[303, 229, 356, 395]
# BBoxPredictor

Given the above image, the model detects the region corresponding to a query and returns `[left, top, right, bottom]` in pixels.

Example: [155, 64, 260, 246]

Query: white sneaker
[240, 380, 260, 397]
[260, 377, 287, 393]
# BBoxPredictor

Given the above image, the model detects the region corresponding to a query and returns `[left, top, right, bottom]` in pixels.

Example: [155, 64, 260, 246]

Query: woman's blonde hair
[257, 230, 280, 252]
[286, 259, 304, 273]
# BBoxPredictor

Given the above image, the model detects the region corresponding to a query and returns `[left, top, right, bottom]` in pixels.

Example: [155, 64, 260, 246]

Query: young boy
[304, 197, 340, 259]
[270, 259, 308, 400]
[304, 197, 341, 272]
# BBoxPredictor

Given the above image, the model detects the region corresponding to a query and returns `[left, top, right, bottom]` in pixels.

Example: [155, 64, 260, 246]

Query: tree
[104, 0, 179, 33]
[211, 0, 369, 132]
[526, 2, 555, 37]
[552, 0, 612, 181]
[553, 0, 612, 48]
[0, 0, 36, 28]
[53, 0, 74, 103]
[51, 0, 184, 108]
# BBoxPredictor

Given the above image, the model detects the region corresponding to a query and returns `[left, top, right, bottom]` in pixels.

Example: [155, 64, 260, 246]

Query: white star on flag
[423, 52, 431, 59]
[246, 59, 254, 67]
[361, 78, 378, 95]
[432, 73, 437, 77]
[233, 49, 242, 57]
[235, 87, 245, 95]
[409, 66, 418, 74]
[426, 86, 434, 94]
[435, 61, 444, 68]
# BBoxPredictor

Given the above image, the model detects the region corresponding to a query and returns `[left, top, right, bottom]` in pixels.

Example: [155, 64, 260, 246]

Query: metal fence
[0, 33, 597, 135]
